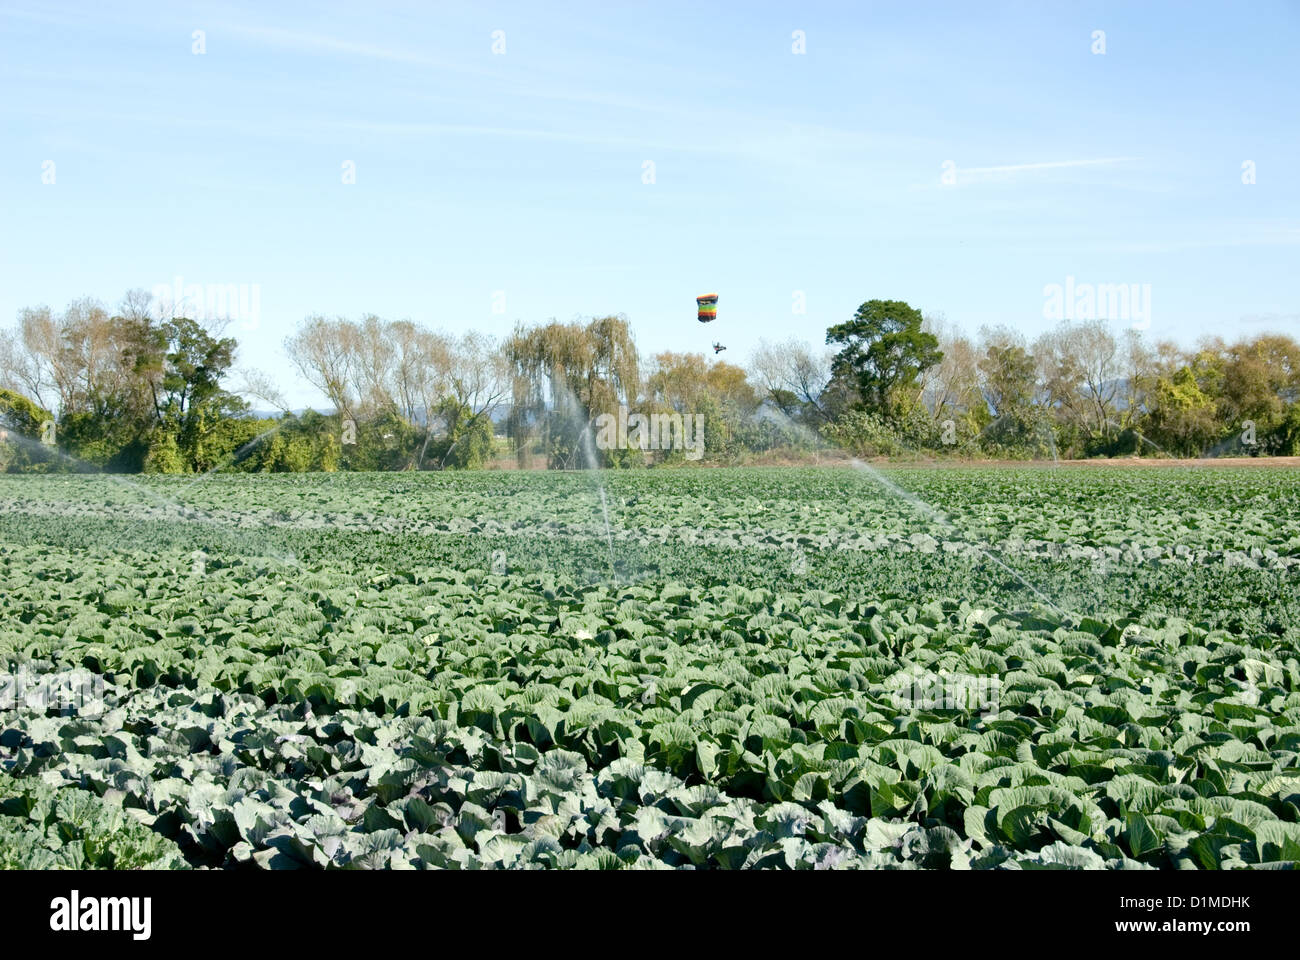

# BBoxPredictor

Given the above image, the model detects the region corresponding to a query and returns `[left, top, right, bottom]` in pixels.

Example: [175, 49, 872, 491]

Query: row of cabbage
[3, 529, 1298, 868]
[3, 467, 1298, 559]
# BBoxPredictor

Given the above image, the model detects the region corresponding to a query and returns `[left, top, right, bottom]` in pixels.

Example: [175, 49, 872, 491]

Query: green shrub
[142, 428, 186, 474]
[821, 410, 901, 457]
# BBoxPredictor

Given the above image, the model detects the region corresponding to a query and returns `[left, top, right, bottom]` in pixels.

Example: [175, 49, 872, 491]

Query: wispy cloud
[959, 157, 1139, 176]
[227, 23, 499, 77]
[321, 118, 759, 157]
[907, 156, 1143, 191]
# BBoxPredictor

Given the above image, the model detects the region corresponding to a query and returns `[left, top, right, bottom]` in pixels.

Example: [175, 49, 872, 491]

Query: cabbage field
[2, 465, 1299, 869]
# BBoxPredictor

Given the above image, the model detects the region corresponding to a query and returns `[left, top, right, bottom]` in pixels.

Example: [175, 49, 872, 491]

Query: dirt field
[485, 450, 1300, 470]
[866, 455, 1300, 469]
[741, 451, 1300, 469]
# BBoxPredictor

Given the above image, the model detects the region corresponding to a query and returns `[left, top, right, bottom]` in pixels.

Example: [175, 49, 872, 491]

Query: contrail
[959, 157, 1138, 175]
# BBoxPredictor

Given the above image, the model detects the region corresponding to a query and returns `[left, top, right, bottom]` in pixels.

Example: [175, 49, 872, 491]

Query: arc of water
[0, 419, 301, 568]
[939, 411, 1059, 464]
[739, 405, 1073, 613]
[1102, 418, 1202, 465]
[847, 457, 1078, 619]
[547, 376, 618, 579]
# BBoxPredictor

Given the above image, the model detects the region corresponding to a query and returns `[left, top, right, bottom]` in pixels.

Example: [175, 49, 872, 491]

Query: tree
[285, 317, 359, 422]
[1141, 351, 1224, 457]
[916, 315, 984, 449]
[974, 338, 1038, 452]
[645, 352, 760, 460]
[979, 341, 1036, 419]
[919, 318, 981, 418]
[825, 300, 942, 419]
[1034, 319, 1123, 454]
[821, 410, 901, 458]
[8, 297, 155, 423]
[427, 398, 495, 469]
[235, 410, 342, 473]
[749, 338, 836, 425]
[1217, 333, 1300, 453]
[285, 314, 503, 469]
[1, 294, 191, 470]
[142, 429, 185, 474]
[343, 409, 420, 471]
[505, 316, 639, 468]
[0, 388, 57, 472]
[148, 316, 247, 472]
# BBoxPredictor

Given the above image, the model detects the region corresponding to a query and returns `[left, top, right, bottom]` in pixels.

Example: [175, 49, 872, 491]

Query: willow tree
[505, 315, 639, 468]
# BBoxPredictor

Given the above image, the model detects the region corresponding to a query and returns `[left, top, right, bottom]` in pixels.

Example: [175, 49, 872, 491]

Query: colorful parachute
[696, 293, 718, 323]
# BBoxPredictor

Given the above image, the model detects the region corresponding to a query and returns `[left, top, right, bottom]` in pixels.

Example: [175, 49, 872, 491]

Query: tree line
[757, 300, 1297, 460]
[1, 291, 1296, 473]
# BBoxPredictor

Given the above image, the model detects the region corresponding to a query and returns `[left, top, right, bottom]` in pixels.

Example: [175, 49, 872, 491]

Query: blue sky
[2, 0, 1297, 406]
